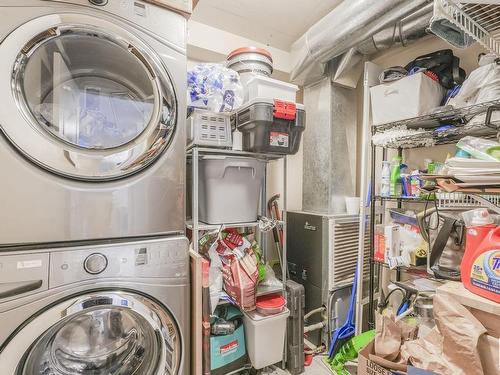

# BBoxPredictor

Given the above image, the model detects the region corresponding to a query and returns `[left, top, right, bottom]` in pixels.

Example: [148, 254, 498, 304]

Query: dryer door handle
[0, 280, 43, 299]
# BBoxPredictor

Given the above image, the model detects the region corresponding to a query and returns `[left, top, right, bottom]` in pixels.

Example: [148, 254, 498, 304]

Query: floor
[304, 356, 333, 374]
[261, 356, 356, 375]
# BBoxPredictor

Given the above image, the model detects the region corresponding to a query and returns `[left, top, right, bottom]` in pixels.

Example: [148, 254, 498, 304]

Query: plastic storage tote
[240, 74, 298, 103]
[233, 98, 305, 155]
[370, 72, 445, 126]
[198, 156, 266, 224]
[243, 307, 290, 369]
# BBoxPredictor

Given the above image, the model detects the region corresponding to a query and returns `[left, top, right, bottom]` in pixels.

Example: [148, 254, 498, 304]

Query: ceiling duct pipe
[290, 0, 432, 86]
[332, 3, 433, 87]
[357, 3, 433, 55]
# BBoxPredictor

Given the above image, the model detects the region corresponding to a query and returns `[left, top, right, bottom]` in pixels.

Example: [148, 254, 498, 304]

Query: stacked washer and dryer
[0, 1, 190, 374]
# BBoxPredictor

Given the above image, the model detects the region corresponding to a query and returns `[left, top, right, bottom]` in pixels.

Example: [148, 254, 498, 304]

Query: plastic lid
[471, 208, 494, 225]
[238, 97, 305, 111]
[227, 47, 273, 63]
[256, 294, 286, 310]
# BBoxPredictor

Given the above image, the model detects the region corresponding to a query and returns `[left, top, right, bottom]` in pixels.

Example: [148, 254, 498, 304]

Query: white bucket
[243, 308, 289, 369]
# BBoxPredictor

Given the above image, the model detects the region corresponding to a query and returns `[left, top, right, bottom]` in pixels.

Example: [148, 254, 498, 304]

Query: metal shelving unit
[187, 145, 288, 298]
[356, 62, 500, 330]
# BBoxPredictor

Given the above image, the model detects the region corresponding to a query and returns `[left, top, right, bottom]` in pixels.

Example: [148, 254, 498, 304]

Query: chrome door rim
[0, 291, 181, 375]
[0, 13, 178, 181]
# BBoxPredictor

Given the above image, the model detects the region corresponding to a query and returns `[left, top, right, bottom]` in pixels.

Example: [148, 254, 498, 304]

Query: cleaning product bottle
[389, 156, 402, 197]
[329, 330, 375, 374]
[462, 224, 500, 303]
[380, 161, 391, 197]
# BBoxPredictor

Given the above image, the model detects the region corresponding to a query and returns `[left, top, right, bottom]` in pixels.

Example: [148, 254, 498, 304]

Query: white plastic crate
[187, 109, 232, 148]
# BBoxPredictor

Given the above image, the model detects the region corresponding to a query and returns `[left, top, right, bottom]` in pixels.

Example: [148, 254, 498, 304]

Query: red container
[462, 225, 500, 303]
[255, 294, 286, 316]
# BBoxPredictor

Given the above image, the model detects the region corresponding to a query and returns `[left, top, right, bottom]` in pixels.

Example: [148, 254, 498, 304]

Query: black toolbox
[233, 98, 305, 155]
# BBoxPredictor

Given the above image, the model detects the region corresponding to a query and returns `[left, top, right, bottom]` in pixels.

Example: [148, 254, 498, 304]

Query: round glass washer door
[0, 14, 177, 180]
[0, 292, 182, 375]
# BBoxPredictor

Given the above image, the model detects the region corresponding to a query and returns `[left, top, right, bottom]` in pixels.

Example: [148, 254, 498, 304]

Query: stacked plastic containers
[227, 47, 305, 155]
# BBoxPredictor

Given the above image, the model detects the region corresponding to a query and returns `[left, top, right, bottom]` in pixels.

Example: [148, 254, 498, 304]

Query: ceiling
[191, 0, 343, 51]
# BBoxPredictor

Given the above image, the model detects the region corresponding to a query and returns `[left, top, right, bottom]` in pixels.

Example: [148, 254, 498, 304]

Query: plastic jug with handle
[462, 224, 500, 303]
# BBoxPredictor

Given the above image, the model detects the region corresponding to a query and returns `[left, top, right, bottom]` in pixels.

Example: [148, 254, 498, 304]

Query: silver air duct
[290, 0, 432, 86]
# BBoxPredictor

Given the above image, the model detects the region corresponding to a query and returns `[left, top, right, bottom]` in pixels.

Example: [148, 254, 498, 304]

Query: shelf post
[193, 146, 199, 252]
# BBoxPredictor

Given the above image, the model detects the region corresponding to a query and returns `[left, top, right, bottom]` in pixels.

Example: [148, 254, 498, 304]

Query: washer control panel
[83, 253, 108, 274]
[49, 237, 188, 288]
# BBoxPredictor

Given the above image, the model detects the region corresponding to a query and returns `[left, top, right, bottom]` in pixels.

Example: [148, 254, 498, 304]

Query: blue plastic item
[389, 209, 418, 226]
[455, 148, 470, 158]
[327, 265, 357, 360]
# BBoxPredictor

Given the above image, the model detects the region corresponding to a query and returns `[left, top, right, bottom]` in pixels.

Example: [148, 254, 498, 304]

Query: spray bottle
[390, 156, 402, 197]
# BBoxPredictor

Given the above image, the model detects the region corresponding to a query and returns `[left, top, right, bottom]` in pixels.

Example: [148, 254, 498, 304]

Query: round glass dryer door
[0, 292, 182, 375]
[0, 15, 177, 180]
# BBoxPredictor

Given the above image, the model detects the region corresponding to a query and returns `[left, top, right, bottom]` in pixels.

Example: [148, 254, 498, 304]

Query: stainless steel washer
[0, 0, 187, 245]
[0, 236, 190, 374]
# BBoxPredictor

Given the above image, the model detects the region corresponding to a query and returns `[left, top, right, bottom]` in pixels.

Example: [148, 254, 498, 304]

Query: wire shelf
[437, 0, 500, 57]
[437, 192, 500, 207]
[372, 100, 500, 149]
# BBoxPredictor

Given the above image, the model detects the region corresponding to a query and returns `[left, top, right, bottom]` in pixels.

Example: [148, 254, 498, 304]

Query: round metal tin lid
[227, 46, 273, 62]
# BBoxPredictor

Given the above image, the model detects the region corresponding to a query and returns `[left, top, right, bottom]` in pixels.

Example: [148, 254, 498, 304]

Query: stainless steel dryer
[0, 0, 187, 245]
[0, 236, 190, 374]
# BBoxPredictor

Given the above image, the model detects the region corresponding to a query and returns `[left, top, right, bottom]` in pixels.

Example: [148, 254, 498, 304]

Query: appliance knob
[84, 253, 108, 274]
[89, 0, 108, 5]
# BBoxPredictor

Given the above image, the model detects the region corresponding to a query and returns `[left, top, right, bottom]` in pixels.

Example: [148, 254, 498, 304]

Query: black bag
[405, 49, 466, 89]
[418, 208, 465, 281]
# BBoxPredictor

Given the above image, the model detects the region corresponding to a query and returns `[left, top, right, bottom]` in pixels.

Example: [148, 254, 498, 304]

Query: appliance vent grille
[329, 216, 370, 289]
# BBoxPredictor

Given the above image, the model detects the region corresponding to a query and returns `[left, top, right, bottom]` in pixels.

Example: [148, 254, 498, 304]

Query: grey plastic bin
[198, 156, 266, 224]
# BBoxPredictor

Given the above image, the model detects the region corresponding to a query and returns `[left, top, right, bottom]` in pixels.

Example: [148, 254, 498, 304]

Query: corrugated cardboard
[358, 341, 439, 375]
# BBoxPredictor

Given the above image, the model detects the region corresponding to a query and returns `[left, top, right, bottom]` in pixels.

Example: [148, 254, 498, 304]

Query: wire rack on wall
[437, 0, 500, 56]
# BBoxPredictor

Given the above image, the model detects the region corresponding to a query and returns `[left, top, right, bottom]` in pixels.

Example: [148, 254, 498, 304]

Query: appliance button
[84, 253, 108, 274]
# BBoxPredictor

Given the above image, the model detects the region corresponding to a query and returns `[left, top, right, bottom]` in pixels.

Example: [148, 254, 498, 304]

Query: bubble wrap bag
[187, 63, 243, 112]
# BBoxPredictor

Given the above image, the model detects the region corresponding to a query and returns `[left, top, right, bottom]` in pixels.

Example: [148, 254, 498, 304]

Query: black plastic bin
[233, 98, 305, 155]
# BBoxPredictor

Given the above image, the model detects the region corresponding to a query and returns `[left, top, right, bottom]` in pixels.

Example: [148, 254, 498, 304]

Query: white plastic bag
[449, 62, 500, 108]
[456, 136, 500, 161]
[208, 238, 223, 313]
[187, 63, 244, 112]
[449, 61, 500, 126]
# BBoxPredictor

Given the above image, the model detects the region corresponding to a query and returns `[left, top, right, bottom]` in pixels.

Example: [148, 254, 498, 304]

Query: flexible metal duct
[357, 3, 433, 55]
[331, 3, 433, 87]
[290, 0, 432, 86]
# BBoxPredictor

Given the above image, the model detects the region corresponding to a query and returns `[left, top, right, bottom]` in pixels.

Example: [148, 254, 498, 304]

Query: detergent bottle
[462, 215, 500, 303]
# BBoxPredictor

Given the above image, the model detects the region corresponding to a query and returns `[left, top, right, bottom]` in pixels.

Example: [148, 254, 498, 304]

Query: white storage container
[243, 308, 290, 369]
[198, 156, 265, 224]
[241, 74, 298, 103]
[187, 109, 232, 148]
[370, 72, 445, 126]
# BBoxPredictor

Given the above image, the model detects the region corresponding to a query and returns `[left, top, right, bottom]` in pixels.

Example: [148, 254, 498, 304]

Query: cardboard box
[358, 341, 438, 375]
